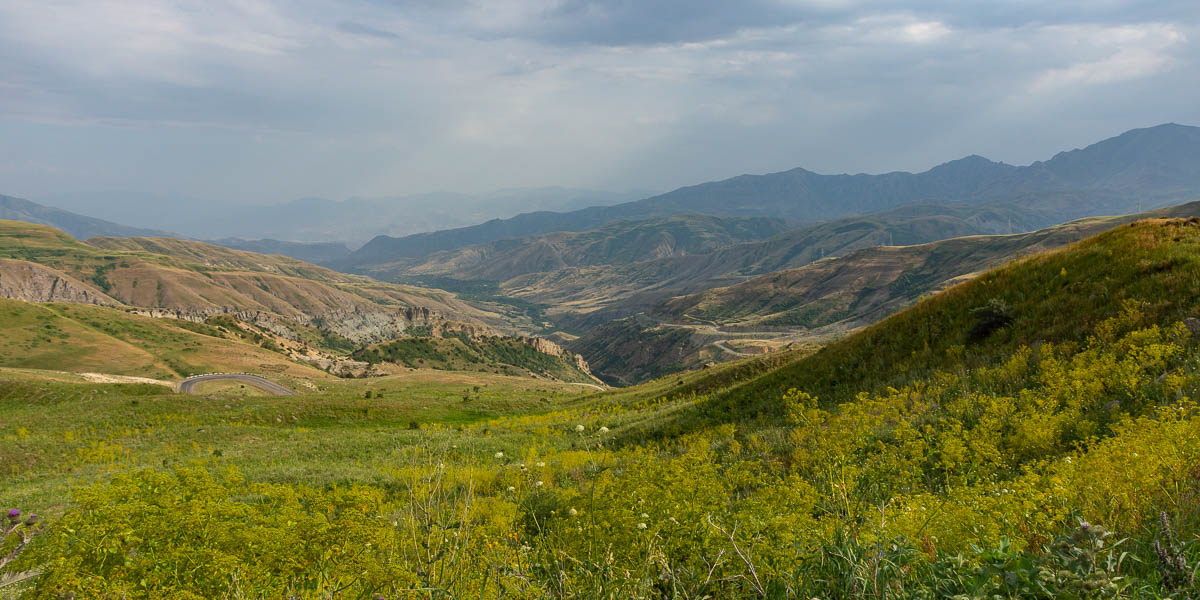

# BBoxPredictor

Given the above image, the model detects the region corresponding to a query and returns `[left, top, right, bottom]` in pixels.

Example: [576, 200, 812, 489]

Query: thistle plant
[1, 508, 42, 588]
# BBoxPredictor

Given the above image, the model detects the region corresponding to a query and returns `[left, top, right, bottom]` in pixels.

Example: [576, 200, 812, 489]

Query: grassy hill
[353, 333, 601, 384]
[682, 216, 1200, 430]
[566, 202, 1200, 384]
[413, 203, 1048, 335]
[3, 216, 1200, 598]
[0, 297, 329, 380]
[369, 214, 794, 282]
[0, 220, 531, 348]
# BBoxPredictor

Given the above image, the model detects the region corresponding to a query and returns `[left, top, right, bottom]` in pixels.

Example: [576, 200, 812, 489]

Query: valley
[7, 2, 1200, 596]
[4, 216, 1200, 598]
[3, 124, 1200, 598]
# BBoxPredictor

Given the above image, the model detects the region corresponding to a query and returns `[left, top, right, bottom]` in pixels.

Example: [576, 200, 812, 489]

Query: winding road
[713, 340, 755, 357]
[178, 373, 295, 395]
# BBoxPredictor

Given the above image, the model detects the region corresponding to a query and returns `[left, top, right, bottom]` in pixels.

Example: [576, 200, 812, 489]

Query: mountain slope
[0, 194, 174, 240]
[0, 296, 330, 380]
[0, 220, 602, 383]
[487, 203, 1052, 330]
[571, 201, 1200, 384]
[694, 215, 1200, 427]
[0, 220, 521, 347]
[369, 214, 794, 282]
[349, 123, 1200, 264]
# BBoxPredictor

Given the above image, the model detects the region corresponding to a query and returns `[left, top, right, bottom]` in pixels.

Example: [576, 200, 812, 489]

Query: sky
[1, 0, 1199, 209]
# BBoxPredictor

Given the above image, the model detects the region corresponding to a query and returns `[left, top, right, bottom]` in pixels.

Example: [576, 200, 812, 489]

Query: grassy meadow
[2, 220, 1200, 598]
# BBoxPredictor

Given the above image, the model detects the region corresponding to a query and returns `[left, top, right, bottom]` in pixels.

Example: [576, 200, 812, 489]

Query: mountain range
[39, 187, 652, 246]
[0, 194, 175, 240]
[4, 123, 1200, 385]
[348, 123, 1200, 264]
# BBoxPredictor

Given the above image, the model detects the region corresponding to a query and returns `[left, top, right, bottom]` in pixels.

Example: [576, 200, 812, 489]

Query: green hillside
[3, 218, 1200, 598]
[699, 217, 1200, 424]
[354, 333, 599, 384]
[0, 297, 329, 380]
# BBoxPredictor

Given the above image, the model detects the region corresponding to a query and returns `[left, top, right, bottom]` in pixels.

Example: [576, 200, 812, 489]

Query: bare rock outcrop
[519, 335, 596, 378]
[0, 260, 120, 306]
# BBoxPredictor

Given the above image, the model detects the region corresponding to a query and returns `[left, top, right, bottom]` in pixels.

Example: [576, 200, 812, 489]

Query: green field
[2, 220, 1200, 598]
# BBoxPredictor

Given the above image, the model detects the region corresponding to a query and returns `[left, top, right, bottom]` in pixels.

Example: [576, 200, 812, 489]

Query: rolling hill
[448, 202, 1060, 333]
[366, 214, 794, 282]
[0, 220, 600, 384]
[571, 201, 1200, 384]
[6, 208, 1199, 598]
[0, 296, 330, 380]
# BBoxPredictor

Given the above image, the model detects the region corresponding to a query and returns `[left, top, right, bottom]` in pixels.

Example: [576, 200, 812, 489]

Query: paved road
[713, 340, 754, 357]
[179, 373, 295, 395]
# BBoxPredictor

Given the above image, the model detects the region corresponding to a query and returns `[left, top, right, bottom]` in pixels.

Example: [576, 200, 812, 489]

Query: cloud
[0, 0, 1197, 211]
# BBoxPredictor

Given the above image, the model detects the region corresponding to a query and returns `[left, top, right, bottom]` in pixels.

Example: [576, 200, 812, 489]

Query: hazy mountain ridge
[349, 124, 1200, 265]
[40, 187, 651, 246]
[211, 239, 353, 265]
[0, 194, 175, 241]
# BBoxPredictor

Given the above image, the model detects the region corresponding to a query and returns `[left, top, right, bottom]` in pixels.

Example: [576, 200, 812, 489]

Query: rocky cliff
[0, 260, 119, 306]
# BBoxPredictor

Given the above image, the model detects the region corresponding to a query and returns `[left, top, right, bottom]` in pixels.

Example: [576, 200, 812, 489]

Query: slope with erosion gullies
[499, 203, 1045, 330]
[363, 214, 794, 282]
[660, 201, 1200, 330]
[569, 202, 1200, 385]
[641, 215, 1200, 440]
[0, 220, 601, 383]
[348, 123, 1200, 265]
[352, 329, 601, 385]
[0, 221, 521, 346]
[0, 296, 331, 381]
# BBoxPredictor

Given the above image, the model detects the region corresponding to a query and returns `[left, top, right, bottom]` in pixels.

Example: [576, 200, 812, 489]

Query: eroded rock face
[125, 304, 459, 346]
[518, 335, 596, 378]
[0, 260, 119, 306]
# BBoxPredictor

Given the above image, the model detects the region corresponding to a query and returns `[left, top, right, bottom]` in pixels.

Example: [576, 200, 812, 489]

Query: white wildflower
[599, 426, 609, 433]
[568, 508, 578, 516]
[640, 513, 649, 519]
[575, 424, 585, 432]
[507, 486, 516, 492]
[637, 523, 647, 530]
[495, 451, 504, 459]
[536, 480, 544, 487]
[536, 461, 546, 467]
